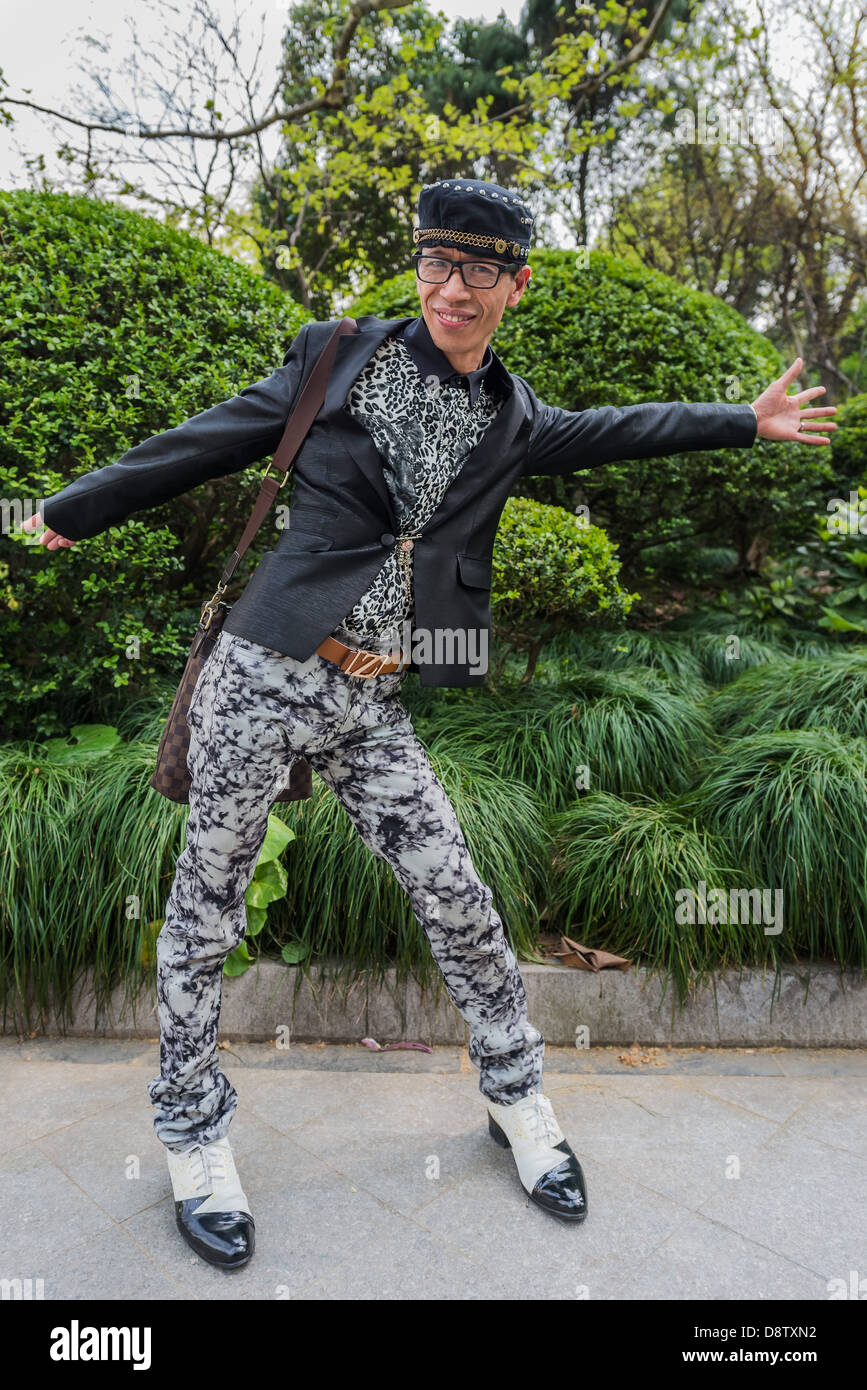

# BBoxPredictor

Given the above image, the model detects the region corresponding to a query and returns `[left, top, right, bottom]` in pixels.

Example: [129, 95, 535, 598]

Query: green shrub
[814, 482, 867, 636]
[489, 495, 635, 681]
[407, 668, 715, 809]
[548, 793, 760, 1001]
[0, 189, 309, 739]
[828, 392, 867, 489]
[682, 729, 867, 966]
[707, 649, 867, 737]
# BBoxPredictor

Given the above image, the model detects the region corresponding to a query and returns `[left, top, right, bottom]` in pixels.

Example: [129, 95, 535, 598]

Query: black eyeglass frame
[411, 250, 523, 287]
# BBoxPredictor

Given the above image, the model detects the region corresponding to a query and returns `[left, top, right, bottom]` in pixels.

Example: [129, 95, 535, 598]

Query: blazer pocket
[287, 527, 334, 551]
[288, 505, 337, 550]
[456, 552, 493, 589]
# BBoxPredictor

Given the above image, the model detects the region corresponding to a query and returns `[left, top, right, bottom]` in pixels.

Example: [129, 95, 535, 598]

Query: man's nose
[439, 267, 473, 299]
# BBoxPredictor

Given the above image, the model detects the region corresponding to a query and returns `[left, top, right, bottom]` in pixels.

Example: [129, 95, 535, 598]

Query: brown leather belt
[316, 634, 408, 677]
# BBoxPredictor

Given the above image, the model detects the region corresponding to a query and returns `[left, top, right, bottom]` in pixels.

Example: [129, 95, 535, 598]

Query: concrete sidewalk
[2, 1038, 865, 1301]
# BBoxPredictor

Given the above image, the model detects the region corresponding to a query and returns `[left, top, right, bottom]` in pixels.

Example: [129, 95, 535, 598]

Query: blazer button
[380, 531, 395, 546]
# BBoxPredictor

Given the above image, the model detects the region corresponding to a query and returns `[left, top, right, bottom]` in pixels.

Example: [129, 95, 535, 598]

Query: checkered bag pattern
[149, 604, 313, 803]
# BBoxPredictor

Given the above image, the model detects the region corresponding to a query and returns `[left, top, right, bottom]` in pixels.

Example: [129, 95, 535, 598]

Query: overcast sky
[0, 0, 527, 185]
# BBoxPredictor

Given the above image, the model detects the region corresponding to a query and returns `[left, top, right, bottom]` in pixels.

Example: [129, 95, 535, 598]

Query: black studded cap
[413, 177, 534, 264]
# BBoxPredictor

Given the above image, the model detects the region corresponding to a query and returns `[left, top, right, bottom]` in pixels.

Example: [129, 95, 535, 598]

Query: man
[27, 177, 836, 1271]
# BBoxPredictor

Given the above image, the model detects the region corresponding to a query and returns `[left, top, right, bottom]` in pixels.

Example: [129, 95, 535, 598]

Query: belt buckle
[342, 648, 387, 678]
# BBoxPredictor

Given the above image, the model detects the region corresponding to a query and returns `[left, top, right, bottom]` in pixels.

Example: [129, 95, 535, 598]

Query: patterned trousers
[147, 631, 545, 1152]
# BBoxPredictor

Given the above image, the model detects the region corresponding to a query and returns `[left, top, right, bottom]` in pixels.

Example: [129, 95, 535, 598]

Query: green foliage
[240, 0, 686, 312]
[0, 188, 309, 740]
[404, 668, 715, 809]
[548, 794, 758, 1002]
[251, 3, 537, 317]
[224, 813, 299, 977]
[827, 392, 867, 489]
[691, 486, 867, 642]
[0, 724, 188, 1031]
[545, 619, 828, 692]
[815, 484, 867, 636]
[549, 626, 709, 694]
[353, 248, 836, 576]
[667, 607, 835, 665]
[489, 495, 635, 680]
[682, 729, 867, 967]
[1, 720, 299, 1018]
[706, 649, 867, 738]
[0, 715, 550, 1019]
[7, 637, 867, 1022]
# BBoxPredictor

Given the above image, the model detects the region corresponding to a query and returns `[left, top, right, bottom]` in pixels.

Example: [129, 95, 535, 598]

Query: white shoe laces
[513, 1092, 561, 1147]
[186, 1141, 229, 1196]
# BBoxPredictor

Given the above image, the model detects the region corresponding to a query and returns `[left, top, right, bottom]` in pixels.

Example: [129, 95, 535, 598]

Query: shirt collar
[399, 313, 505, 407]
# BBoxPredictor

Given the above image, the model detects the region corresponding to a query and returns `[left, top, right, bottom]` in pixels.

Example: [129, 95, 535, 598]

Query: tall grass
[6, 638, 867, 1029]
[409, 670, 717, 808]
[707, 650, 867, 737]
[553, 621, 813, 689]
[547, 792, 764, 1002]
[669, 610, 836, 662]
[683, 629, 787, 686]
[1, 727, 551, 1023]
[681, 728, 867, 965]
[0, 739, 185, 1030]
[545, 627, 709, 694]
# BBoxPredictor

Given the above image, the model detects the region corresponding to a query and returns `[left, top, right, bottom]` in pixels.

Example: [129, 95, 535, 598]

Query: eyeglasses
[412, 252, 519, 288]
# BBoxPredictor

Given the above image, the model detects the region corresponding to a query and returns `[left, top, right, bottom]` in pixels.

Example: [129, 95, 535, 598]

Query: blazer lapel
[320, 315, 529, 531]
[320, 315, 412, 522]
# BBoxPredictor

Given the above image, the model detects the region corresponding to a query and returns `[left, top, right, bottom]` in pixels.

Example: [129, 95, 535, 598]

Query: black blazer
[40, 313, 759, 686]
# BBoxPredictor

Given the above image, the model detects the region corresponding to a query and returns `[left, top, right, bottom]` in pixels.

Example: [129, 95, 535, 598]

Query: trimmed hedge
[0, 189, 310, 738]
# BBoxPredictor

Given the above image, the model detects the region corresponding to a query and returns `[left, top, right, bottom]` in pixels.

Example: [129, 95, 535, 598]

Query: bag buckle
[199, 580, 228, 631]
[263, 461, 289, 488]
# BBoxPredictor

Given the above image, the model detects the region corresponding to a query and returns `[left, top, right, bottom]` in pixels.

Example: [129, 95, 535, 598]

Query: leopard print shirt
[329, 332, 504, 652]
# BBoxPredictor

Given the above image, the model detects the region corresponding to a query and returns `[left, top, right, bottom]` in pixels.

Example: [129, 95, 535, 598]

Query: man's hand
[21, 512, 77, 548]
[751, 357, 838, 444]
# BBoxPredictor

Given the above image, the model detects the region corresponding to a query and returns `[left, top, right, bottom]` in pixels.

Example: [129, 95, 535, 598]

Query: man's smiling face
[416, 245, 531, 373]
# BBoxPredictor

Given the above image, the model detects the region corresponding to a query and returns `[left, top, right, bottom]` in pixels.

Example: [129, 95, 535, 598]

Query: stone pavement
[2, 1037, 865, 1301]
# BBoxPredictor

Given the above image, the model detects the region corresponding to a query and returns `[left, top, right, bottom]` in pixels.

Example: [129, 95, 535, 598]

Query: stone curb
[4, 960, 866, 1046]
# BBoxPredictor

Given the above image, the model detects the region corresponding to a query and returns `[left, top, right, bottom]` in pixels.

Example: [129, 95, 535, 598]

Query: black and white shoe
[487, 1090, 588, 1222]
[166, 1137, 255, 1269]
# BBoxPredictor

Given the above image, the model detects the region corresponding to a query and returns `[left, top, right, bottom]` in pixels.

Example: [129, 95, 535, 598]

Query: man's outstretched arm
[519, 357, 837, 478]
[24, 322, 314, 548]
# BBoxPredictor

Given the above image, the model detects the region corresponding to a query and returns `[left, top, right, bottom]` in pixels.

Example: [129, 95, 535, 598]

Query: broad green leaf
[245, 857, 288, 909]
[281, 940, 310, 964]
[255, 813, 296, 865]
[245, 905, 267, 937]
[224, 940, 254, 976]
[42, 723, 122, 762]
[820, 606, 867, 633]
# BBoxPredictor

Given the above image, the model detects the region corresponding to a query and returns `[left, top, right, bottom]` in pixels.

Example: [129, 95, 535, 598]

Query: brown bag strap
[215, 316, 358, 594]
